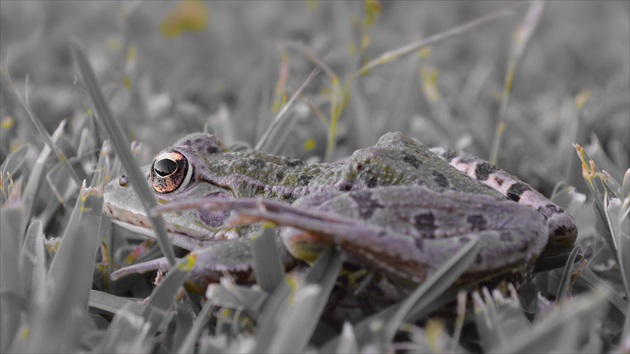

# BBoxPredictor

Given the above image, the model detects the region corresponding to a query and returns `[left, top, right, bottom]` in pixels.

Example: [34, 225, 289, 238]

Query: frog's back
[325, 132, 503, 198]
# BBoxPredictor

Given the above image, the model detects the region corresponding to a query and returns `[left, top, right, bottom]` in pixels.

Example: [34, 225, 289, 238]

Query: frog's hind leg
[430, 147, 577, 247]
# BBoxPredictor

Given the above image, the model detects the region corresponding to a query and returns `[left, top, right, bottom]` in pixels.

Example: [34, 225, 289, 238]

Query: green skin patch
[104, 132, 577, 296]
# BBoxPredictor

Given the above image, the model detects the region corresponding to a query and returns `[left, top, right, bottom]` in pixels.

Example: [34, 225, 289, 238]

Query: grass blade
[489, 1, 546, 164]
[555, 245, 581, 300]
[490, 290, 609, 353]
[385, 238, 481, 343]
[26, 184, 103, 352]
[88, 289, 145, 316]
[19, 122, 65, 238]
[0, 69, 86, 185]
[322, 238, 480, 351]
[0, 144, 27, 178]
[18, 221, 46, 307]
[0, 206, 23, 352]
[255, 67, 321, 152]
[356, 3, 523, 76]
[95, 303, 154, 353]
[70, 39, 176, 266]
[142, 255, 196, 337]
[176, 298, 215, 354]
[254, 248, 342, 352]
[171, 302, 193, 351]
[250, 227, 285, 293]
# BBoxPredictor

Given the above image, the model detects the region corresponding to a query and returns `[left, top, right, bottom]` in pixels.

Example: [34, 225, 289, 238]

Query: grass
[1, 1, 628, 353]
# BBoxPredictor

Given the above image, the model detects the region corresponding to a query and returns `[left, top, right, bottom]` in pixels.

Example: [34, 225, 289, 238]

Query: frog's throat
[108, 219, 211, 250]
[103, 202, 214, 250]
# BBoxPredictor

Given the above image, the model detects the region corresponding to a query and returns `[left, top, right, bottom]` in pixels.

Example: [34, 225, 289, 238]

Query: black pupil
[154, 159, 178, 177]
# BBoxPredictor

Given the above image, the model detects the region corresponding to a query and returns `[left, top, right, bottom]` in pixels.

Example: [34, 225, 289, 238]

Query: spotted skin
[105, 132, 505, 248]
[430, 147, 577, 247]
[105, 132, 577, 299]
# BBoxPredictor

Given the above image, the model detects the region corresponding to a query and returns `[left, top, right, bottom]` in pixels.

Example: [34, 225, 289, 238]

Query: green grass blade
[208, 283, 267, 314]
[266, 248, 343, 353]
[577, 268, 627, 329]
[251, 227, 285, 293]
[19, 122, 64, 238]
[18, 221, 46, 307]
[604, 196, 630, 298]
[171, 302, 193, 351]
[355, 3, 523, 76]
[555, 245, 581, 300]
[70, 39, 176, 266]
[490, 290, 609, 353]
[489, 1, 546, 164]
[254, 248, 342, 352]
[336, 322, 359, 353]
[0, 206, 23, 352]
[385, 238, 481, 343]
[176, 298, 215, 354]
[322, 239, 480, 351]
[26, 184, 103, 352]
[94, 303, 154, 353]
[0, 144, 27, 177]
[255, 67, 321, 152]
[0, 70, 86, 185]
[533, 247, 581, 273]
[88, 289, 145, 316]
[141, 254, 196, 337]
[136, 256, 196, 336]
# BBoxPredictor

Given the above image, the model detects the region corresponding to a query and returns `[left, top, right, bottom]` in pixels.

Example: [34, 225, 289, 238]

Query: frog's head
[103, 133, 239, 249]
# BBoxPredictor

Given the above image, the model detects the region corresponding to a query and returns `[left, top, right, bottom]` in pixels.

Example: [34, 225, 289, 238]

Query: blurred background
[1, 0, 628, 194]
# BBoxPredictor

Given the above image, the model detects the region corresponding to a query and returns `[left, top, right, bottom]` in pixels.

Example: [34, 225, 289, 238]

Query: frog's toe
[214, 229, 240, 240]
[281, 227, 330, 263]
[111, 257, 171, 280]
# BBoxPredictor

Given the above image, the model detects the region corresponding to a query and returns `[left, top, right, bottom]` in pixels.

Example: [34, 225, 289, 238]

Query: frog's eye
[150, 150, 193, 194]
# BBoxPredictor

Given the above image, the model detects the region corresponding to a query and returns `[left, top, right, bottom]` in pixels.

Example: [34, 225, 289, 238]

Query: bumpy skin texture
[104, 132, 577, 293]
[105, 132, 510, 247]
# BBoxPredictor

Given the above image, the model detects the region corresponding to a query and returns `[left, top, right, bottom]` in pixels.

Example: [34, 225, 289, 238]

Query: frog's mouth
[103, 200, 215, 251]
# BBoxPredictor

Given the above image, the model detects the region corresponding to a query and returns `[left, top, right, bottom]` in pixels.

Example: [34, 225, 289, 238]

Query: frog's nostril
[118, 175, 129, 187]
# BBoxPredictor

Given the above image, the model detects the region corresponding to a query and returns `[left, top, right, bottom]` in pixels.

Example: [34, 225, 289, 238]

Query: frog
[104, 132, 577, 296]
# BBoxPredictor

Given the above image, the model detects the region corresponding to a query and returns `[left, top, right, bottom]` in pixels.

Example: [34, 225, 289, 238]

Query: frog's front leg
[111, 231, 296, 293]
[430, 147, 577, 247]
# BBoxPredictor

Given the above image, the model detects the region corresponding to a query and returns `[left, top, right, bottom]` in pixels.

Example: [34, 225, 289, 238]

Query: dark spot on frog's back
[506, 182, 531, 202]
[414, 238, 424, 251]
[475, 162, 498, 181]
[544, 203, 563, 214]
[275, 170, 285, 181]
[298, 173, 312, 186]
[414, 212, 437, 232]
[432, 171, 449, 188]
[443, 149, 459, 162]
[285, 158, 302, 167]
[350, 191, 383, 219]
[337, 180, 353, 191]
[402, 153, 422, 168]
[551, 224, 575, 237]
[366, 176, 378, 188]
[205, 145, 222, 154]
[250, 158, 266, 169]
[467, 215, 488, 231]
